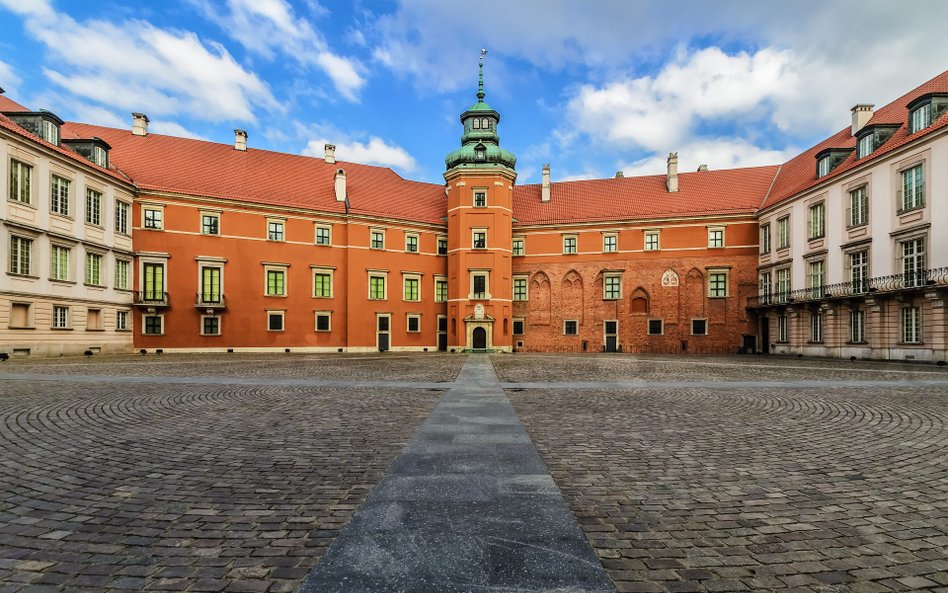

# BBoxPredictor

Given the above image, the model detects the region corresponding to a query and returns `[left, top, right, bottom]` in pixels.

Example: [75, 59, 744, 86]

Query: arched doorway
[472, 327, 487, 350]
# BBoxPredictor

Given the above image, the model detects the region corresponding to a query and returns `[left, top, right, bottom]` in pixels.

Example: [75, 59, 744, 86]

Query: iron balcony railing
[134, 291, 169, 307]
[748, 267, 948, 308]
[195, 293, 226, 309]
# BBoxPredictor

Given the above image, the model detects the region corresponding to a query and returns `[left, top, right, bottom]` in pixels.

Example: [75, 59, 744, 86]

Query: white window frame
[648, 319, 664, 335]
[406, 313, 422, 333]
[312, 267, 334, 299]
[708, 270, 728, 298]
[405, 232, 419, 253]
[777, 216, 790, 250]
[50, 244, 71, 282]
[562, 234, 577, 254]
[315, 311, 332, 332]
[370, 228, 385, 250]
[315, 224, 332, 246]
[809, 312, 823, 343]
[777, 315, 789, 342]
[759, 271, 772, 304]
[50, 174, 70, 217]
[900, 306, 921, 344]
[473, 189, 487, 208]
[849, 309, 865, 343]
[691, 318, 708, 336]
[472, 229, 487, 250]
[603, 274, 622, 300]
[115, 258, 130, 290]
[437, 236, 448, 255]
[602, 233, 617, 253]
[403, 273, 421, 302]
[707, 227, 725, 248]
[512, 237, 525, 256]
[267, 218, 286, 242]
[513, 318, 525, 335]
[85, 251, 104, 286]
[848, 186, 869, 228]
[759, 224, 770, 254]
[9, 159, 32, 204]
[808, 202, 825, 240]
[52, 305, 70, 329]
[857, 134, 873, 159]
[266, 310, 285, 332]
[563, 320, 578, 335]
[434, 276, 448, 302]
[9, 235, 33, 276]
[899, 164, 924, 212]
[898, 236, 926, 288]
[201, 315, 222, 336]
[909, 103, 931, 134]
[142, 204, 164, 230]
[116, 310, 130, 331]
[513, 275, 528, 301]
[368, 271, 388, 300]
[115, 200, 130, 235]
[142, 313, 164, 335]
[85, 188, 102, 227]
[263, 264, 288, 297]
[470, 271, 490, 300]
[201, 212, 221, 236]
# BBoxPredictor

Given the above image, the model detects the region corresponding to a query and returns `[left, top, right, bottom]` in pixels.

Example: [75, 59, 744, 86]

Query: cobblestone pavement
[505, 355, 948, 593]
[0, 355, 448, 592]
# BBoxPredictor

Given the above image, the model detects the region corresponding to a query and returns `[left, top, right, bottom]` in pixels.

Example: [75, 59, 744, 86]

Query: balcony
[748, 267, 947, 308]
[195, 293, 226, 310]
[135, 291, 169, 307]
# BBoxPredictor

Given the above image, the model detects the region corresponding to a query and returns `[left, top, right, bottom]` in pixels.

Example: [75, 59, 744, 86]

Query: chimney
[851, 104, 874, 136]
[697, 164, 708, 172]
[615, 171, 624, 178]
[334, 168, 346, 202]
[666, 152, 679, 193]
[324, 143, 336, 164]
[131, 112, 149, 136]
[541, 163, 551, 202]
[234, 129, 247, 151]
[0, 86, 5, 95]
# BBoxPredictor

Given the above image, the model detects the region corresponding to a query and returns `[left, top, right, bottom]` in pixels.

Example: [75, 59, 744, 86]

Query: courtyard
[1, 353, 946, 592]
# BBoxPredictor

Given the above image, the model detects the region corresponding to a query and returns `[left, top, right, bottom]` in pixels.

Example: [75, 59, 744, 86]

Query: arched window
[483, 118, 491, 129]
[472, 118, 480, 129]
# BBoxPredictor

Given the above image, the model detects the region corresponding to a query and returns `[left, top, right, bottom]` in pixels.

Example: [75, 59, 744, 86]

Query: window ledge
[846, 224, 868, 231]
[7, 273, 39, 279]
[115, 329, 132, 333]
[50, 279, 77, 285]
[846, 341, 868, 345]
[8, 325, 35, 330]
[7, 199, 36, 209]
[84, 223, 104, 230]
[86, 328, 105, 332]
[897, 341, 925, 346]
[264, 294, 288, 298]
[84, 283, 106, 289]
[897, 205, 926, 216]
[51, 327, 73, 331]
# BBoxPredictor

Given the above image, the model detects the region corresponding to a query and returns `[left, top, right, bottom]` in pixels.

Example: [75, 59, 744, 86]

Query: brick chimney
[851, 104, 874, 136]
[234, 129, 247, 151]
[541, 163, 551, 202]
[324, 143, 336, 164]
[132, 113, 149, 136]
[666, 152, 679, 193]
[334, 168, 346, 202]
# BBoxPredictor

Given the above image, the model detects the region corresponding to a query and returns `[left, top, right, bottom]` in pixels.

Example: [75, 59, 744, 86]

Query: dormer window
[474, 144, 486, 161]
[2, 110, 64, 146]
[855, 124, 898, 160]
[62, 137, 111, 169]
[814, 148, 852, 178]
[857, 134, 873, 159]
[910, 104, 931, 133]
[906, 94, 948, 134]
[41, 119, 59, 145]
[817, 156, 831, 178]
[91, 145, 107, 168]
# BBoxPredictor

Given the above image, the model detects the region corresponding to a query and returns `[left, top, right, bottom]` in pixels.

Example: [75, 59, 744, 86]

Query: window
[475, 145, 486, 161]
[9, 160, 31, 204]
[437, 237, 448, 255]
[648, 319, 663, 335]
[267, 312, 284, 331]
[563, 235, 577, 254]
[50, 175, 69, 216]
[759, 272, 772, 304]
[202, 213, 220, 236]
[315, 225, 331, 245]
[848, 186, 868, 228]
[603, 234, 617, 253]
[403, 276, 420, 301]
[115, 201, 130, 234]
[369, 275, 387, 300]
[85, 253, 102, 286]
[708, 272, 727, 298]
[563, 320, 578, 335]
[266, 269, 286, 296]
[857, 134, 874, 159]
[473, 190, 486, 207]
[50, 245, 70, 281]
[810, 312, 823, 343]
[472, 273, 487, 299]
[435, 278, 448, 302]
[513, 277, 527, 301]
[144, 315, 163, 335]
[808, 260, 824, 298]
[472, 118, 480, 129]
[776, 216, 790, 250]
[910, 103, 931, 133]
[776, 268, 791, 302]
[808, 203, 824, 240]
[850, 310, 865, 343]
[116, 310, 129, 331]
[850, 251, 869, 293]
[604, 275, 621, 300]
[142, 263, 164, 300]
[52, 305, 69, 329]
[691, 319, 707, 335]
[115, 259, 129, 290]
[816, 156, 831, 178]
[405, 234, 419, 253]
[900, 164, 924, 211]
[644, 232, 660, 251]
[41, 119, 59, 145]
[315, 312, 331, 332]
[759, 224, 771, 254]
[901, 306, 920, 343]
[9, 236, 32, 275]
[900, 237, 926, 288]
[777, 315, 789, 342]
[407, 314, 421, 333]
[472, 231, 486, 249]
[90, 145, 107, 168]
[200, 267, 222, 303]
[313, 271, 332, 298]
[708, 228, 725, 248]
[85, 189, 102, 226]
[202, 316, 220, 336]
[144, 207, 163, 229]
[512, 238, 525, 256]
[371, 230, 385, 250]
[268, 220, 285, 241]
[513, 319, 524, 335]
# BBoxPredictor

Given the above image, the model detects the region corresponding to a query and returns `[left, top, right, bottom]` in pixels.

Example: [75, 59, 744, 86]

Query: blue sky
[0, 0, 946, 185]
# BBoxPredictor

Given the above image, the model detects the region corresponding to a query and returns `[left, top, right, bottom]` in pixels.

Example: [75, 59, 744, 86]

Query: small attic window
[41, 119, 59, 145]
[855, 124, 899, 159]
[815, 148, 852, 178]
[91, 145, 107, 168]
[857, 134, 874, 159]
[475, 144, 486, 161]
[817, 156, 831, 178]
[907, 94, 948, 134]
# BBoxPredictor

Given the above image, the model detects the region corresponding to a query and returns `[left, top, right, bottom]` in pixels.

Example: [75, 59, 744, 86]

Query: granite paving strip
[501, 379, 948, 389]
[297, 354, 616, 593]
[1, 373, 451, 389]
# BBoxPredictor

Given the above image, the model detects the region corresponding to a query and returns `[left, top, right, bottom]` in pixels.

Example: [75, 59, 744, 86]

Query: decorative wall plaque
[474, 304, 485, 320]
[661, 270, 680, 287]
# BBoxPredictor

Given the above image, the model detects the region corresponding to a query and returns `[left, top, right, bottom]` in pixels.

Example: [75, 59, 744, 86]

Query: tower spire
[478, 48, 486, 101]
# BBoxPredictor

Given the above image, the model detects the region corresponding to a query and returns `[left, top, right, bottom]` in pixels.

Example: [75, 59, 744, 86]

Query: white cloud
[192, 0, 366, 101]
[149, 121, 209, 141]
[5, 0, 279, 123]
[302, 135, 416, 172]
[618, 139, 798, 178]
[0, 59, 21, 95]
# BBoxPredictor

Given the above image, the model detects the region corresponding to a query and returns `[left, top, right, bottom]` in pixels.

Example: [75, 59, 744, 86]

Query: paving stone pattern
[0, 372, 442, 592]
[508, 373, 948, 592]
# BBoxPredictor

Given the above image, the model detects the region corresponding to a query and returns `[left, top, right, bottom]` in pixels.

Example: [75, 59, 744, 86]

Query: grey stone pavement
[1, 352, 947, 592]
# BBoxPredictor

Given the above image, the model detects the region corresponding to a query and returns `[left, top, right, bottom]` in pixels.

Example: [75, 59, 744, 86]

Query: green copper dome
[445, 52, 517, 172]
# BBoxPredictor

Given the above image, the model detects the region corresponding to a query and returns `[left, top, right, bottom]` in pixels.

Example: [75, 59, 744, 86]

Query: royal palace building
[2, 66, 947, 361]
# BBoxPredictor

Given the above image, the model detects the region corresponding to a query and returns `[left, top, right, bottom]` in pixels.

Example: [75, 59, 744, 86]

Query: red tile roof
[762, 69, 948, 209]
[0, 95, 30, 112]
[513, 165, 780, 226]
[62, 122, 448, 225]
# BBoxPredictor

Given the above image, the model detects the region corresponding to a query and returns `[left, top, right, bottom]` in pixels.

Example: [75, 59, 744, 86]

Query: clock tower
[444, 51, 517, 352]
